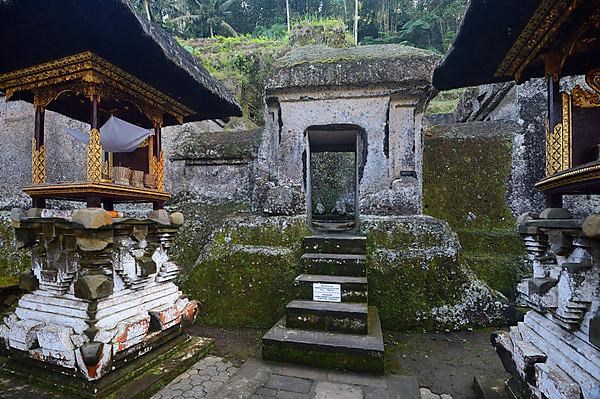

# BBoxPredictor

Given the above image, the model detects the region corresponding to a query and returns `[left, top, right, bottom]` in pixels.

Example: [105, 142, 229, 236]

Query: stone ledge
[0, 334, 214, 398]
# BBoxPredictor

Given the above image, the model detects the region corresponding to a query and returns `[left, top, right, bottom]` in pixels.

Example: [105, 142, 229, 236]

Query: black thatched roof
[0, 0, 242, 124]
[433, 0, 600, 90]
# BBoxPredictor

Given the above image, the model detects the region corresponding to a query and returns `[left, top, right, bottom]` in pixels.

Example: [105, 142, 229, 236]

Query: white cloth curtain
[65, 115, 154, 153]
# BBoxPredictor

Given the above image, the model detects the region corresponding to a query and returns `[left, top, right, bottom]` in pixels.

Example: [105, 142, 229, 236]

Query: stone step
[302, 235, 366, 255]
[295, 274, 368, 303]
[301, 253, 366, 276]
[285, 300, 368, 334]
[263, 306, 384, 374]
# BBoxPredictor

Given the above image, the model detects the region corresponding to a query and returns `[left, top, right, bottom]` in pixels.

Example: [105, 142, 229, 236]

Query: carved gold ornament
[546, 92, 572, 176]
[151, 151, 165, 192]
[572, 70, 600, 108]
[0, 52, 191, 124]
[31, 138, 46, 184]
[495, 0, 577, 80]
[87, 128, 103, 182]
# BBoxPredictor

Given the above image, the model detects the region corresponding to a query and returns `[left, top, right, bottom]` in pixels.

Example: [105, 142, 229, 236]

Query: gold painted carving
[495, 0, 577, 80]
[0, 52, 192, 123]
[572, 86, 600, 108]
[536, 162, 600, 191]
[546, 92, 572, 176]
[22, 182, 171, 202]
[571, 70, 600, 108]
[586, 68, 600, 94]
[31, 138, 46, 184]
[151, 151, 165, 192]
[87, 128, 103, 182]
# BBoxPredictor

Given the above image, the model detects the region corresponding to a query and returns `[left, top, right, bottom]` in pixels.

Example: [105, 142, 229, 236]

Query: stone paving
[210, 358, 455, 399]
[152, 356, 238, 399]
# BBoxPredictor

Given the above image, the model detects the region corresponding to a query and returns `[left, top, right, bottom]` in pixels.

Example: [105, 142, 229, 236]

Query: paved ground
[152, 356, 238, 399]
[386, 328, 509, 398]
[210, 358, 455, 399]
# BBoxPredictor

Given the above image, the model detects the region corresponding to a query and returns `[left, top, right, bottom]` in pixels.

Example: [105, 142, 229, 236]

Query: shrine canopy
[0, 0, 242, 127]
[432, 0, 600, 90]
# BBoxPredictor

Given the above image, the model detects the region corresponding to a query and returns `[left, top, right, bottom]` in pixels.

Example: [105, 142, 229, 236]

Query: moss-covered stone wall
[181, 216, 309, 328]
[0, 212, 29, 287]
[186, 214, 510, 331]
[423, 122, 527, 297]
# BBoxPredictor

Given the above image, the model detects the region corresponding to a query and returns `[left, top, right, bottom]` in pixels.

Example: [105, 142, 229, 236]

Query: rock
[263, 185, 302, 216]
[582, 214, 600, 238]
[170, 212, 184, 226]
[72, 208, 113, 229]
[539, 208, 572, 220]
[149, 304, 181, 330]
[37, 325, 75, 352]
[75, 231, 113, 251]
[18, 270, 39, 291]
[590, 314, 600, 348]
[10, 207, 26, 227]
[332, 199, 346, 215]
[180, 300, 200, 326]
[74, 275, 113, 300]
[136, 255, 157, 277]
[25, 208, 43, 218]
[6, 319, 44, 350]
[454, 82, 515, 123]
[75, 342, 112, 380]
[419, 388, 441, 399]
[148, 209, 170, 225]
[315, 202, 325, 215]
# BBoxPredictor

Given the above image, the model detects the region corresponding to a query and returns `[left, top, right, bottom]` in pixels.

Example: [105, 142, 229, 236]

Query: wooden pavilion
[0, 0, 241, 210]
[0, 0, 241, 390]
[433, 1, 600, 398]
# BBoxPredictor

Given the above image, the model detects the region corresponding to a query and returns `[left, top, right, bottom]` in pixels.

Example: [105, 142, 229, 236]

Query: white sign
[313, 283, 341, 302]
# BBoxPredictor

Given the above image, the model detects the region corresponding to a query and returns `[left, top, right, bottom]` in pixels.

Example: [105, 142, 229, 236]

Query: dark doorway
[306, 126, 361, 233]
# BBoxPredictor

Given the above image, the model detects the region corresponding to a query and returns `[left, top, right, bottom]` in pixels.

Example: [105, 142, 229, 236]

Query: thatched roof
[267, 45, 439, 93]
[0, 0, 241, 124]
[433, 0, 600, 90]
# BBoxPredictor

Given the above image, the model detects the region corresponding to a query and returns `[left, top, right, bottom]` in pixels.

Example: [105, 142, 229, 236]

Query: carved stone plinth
[0, 208, 197, 381]
[492, 209, 599, 399]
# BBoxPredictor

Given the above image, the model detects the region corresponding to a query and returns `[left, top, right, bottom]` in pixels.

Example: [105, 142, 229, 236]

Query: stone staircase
[262, 234, 385, 374]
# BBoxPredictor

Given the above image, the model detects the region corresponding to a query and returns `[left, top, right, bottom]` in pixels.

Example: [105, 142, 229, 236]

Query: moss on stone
[0, 213, 30, 281]
[423, 124, 527, 299]
[170, 129, 262, 161]
[183, 216, 309, 328]
[166, 197, 250, 273]
[267, 44, 440, 91]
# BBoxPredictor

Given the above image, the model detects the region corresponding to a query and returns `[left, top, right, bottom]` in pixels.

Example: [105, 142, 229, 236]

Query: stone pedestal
[492, 209, 599, 399]
[0, 208, 198, 381]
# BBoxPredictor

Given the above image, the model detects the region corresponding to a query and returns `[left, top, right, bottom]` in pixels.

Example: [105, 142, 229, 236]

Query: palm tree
[167, 0, 239, 37]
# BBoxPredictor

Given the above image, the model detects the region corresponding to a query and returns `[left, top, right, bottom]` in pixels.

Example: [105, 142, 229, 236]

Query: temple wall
[423, 121, 527, 297]
[0, 95, 88, 210]
[255, 87, 426, 216]
[454, 77, 600, 218]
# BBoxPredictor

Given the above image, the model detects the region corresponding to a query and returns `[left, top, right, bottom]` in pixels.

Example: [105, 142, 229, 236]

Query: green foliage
[290, 18, 354, 48]
[181, 35, 290, 125]
[141, 0, 468, 53]
[426, 88, 464, 115]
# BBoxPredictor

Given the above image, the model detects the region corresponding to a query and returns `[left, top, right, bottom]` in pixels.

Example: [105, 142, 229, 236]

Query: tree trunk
[143, 0, 152, 21]
[354, 0, 359, 45]
[286, 0, 291, 33]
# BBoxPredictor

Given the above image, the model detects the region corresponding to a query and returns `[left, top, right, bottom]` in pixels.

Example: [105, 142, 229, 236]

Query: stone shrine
[260, 44, 440, 373]
[433, 1, 600, 397]
[255, 45, 439, 218]
[0, 0, 240, 385]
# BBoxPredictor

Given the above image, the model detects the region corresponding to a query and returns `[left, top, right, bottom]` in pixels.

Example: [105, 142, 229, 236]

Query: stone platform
[0, 334, 213, 398]
[492, 209, 599, 399]
[262, 234, 385, 373]
[0, 208, 199, 382]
